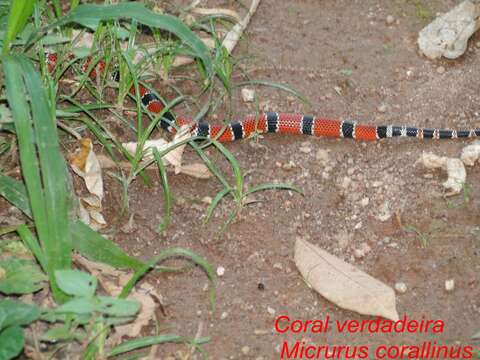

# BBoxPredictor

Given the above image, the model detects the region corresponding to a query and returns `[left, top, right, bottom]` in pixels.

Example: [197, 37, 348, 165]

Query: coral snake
[46, 53, 480, 142]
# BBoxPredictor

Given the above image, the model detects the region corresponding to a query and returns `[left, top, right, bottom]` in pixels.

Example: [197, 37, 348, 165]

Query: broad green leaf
[71, 221, 144, 271]
[0, 258, 47, 295]
[2, 0, 35, 54]
[3, 55, 72, 302]
[0, 325, 24, 360]
[55, 298, 97, 315]
[0, 300, 40, 330]
[41, 324, 82, 343]
[55, 270, 97, 297]
[97, 296, 140, 317]
[0, 174, 145, 271]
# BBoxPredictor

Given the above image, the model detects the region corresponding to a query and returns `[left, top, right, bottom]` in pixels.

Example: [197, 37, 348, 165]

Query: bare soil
[113, 0, 480, 358]
[5, 0, 480, 359]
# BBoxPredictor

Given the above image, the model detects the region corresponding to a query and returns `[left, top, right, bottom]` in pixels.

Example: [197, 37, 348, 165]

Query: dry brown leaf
[222, 0, 261, 53]
[123, 126, 192, 168]
[111, 283, 163, 345]
[69, 138, 105, 228]
[294, 237, 399, 321]
[178, 163, 212, 179]
[192, 7, 242, 22]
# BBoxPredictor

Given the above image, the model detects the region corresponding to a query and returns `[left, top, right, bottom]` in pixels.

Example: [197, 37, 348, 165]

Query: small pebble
[360, 197, 370, 207]
[241, 346, 251, 355]
[299, 146, 312, 154]
[377, 104, 387, 113]
[340, 176, 352, 189]
[353, 242, 371, 258]
[202, 196, 212, 205]
[395, 282, 408, 294]
[386, 15, 395, 25]
[445, 279, 455, 292]
[220, 311, 228, 319]
[216, 266, 225, 277]
[315, 149, 329, 163]
[476, 41, 480, 49]
[436, 66, 445, 74]
[241, 88, 255, 102]
[273, 262, 283, 270]
[267, 306, 276, 315]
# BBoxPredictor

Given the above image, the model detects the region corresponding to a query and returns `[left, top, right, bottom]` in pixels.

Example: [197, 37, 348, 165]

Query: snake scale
[46, 53, 480, 142]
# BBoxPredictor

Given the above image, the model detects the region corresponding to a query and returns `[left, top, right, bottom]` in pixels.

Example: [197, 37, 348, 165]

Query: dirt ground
[4, 0, 480, 358]
[106, 0, 480, 358]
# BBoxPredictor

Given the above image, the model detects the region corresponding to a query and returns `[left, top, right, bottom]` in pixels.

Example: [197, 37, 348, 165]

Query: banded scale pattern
[46, 53, 480, 142]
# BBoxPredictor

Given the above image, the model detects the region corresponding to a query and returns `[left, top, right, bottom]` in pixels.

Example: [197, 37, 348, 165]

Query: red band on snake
[46, 53, 480, 142]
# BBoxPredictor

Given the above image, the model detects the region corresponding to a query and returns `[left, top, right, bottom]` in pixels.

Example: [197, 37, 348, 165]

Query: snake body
[47, 53, 480, 142]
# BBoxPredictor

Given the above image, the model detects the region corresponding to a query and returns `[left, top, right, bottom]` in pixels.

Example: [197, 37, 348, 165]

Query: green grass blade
[205, 187, 231, 223]
[70, 221, 145, 271]
[209, 139, 243, 194]
[4, 54, 73, 301]
[119, 248, 215, 310]
[152, 148, 172, 232]
[2, 0, 35, 54]
[245, 183, 304, 197]
[0, 172, 31, 217]
[108, 334, 210, 357]
[3, 56, 49, 245]
[16, 224, 47, 272]
[35, 3, 212, 75]
[17, 56, 72, 298]
[0, 173, 145, 272]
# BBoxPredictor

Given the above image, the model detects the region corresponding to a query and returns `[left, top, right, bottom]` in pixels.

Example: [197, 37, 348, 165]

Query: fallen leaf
[69, 138, 105, 227]
[294, 237, 399, 321]
[192, 7, 242, 22]
[110, 283, 162, 344]
[178, 163, 212, 179]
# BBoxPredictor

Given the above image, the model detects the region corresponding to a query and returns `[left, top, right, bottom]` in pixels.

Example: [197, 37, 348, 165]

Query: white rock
[360, 197, 370, 207]
[376, 201, 392, 222]
[267, 306, 276, 315]
[202, 196, 212, 204]
[436, 66, 446, 74]
[418, 0, 480, 59]
[353, 242, 371, 258]
[299, 146, 312, 154]
[386, 15, 395, 25]
[340, 176, 352, 189]
[216, 266, 225, 276]
[461, 140, 480, 166]
[377, 104, 387, 113]
[220, 311, 229, 319]
[445, 279, 455, 292]
[315, 149, 330, 163]
[395, 282, 408, 294]
[241, 88, 255, 102]
[421, 152, 466, 195]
